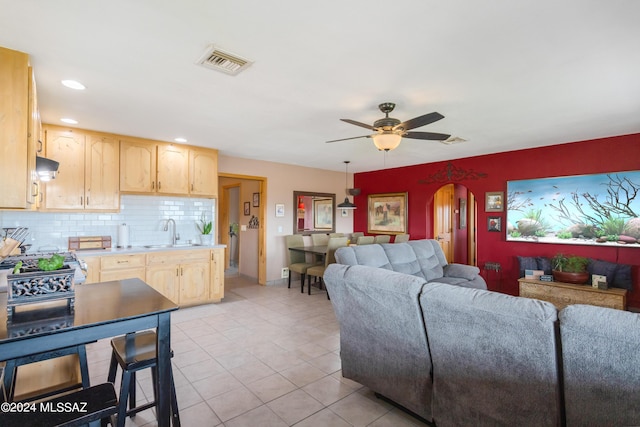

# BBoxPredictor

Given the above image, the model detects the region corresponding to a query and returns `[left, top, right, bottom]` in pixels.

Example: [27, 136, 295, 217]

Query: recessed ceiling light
[61, 80, 86, 90]
[60, 118, 78, 124]
[174, 137, 187, 143]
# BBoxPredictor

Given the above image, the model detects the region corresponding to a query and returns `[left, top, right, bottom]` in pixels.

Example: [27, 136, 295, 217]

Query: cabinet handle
[31, 182, 39, 197]
[181, 267, 183, 276]
[37, 140, 43, 153]
[117, 260, 129, 264]
[176, 268, 179, 276]
[158, 181, 161, 190]
[191, 184, 194, 191]
[80, 196, 83, 206]
[152, 181, 155, 190]
[86, 196, 89, 206]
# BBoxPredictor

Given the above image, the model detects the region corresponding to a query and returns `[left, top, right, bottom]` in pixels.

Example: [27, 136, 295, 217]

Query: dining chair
[351, 232, 364, 242]
[374, 235, 391, 244]
[311, 233, 330, 263]
[394, 234, 410, 243]
[285, 234, 316, 293]
[356, 235, 374, 245]
[306, 236, 349, 297]
[329, 233, 345, 238]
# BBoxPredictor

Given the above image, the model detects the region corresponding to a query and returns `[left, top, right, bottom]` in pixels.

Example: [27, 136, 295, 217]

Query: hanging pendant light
[337, 161, 357, 209]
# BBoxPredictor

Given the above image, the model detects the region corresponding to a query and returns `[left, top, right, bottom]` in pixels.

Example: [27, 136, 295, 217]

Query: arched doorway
[433, 183, 477, 265]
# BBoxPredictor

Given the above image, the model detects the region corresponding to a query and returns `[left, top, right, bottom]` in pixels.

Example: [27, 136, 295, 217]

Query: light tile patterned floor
[86, 275, 428, 426]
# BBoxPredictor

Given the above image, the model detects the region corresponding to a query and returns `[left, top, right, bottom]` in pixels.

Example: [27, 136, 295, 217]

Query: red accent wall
[353, 133, 640, 308]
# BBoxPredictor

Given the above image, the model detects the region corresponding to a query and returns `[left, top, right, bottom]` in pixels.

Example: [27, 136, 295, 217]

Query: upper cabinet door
[0, 47, 30, 209]
[189, 148, 218, 197]
[157, 144, 189, 195]
[44, 128, 86, 210]
[86, 134, 119, 210]
[120, 139, 156, 193]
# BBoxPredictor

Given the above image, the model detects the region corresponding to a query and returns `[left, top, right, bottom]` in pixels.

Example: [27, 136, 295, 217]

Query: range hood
[36, 156, 60, 181]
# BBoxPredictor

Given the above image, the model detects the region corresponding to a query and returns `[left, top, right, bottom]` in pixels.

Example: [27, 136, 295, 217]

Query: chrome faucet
[163, 218, 180, 245]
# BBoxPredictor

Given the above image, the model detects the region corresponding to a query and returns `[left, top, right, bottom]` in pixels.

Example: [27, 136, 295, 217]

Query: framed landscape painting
[314, 198, 333, 229]
[368, 192, 408, 234]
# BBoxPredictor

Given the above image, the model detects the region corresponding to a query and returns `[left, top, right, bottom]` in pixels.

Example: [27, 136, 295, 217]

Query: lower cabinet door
[146, 264, 180, 304]
[179, 261, 210, 305]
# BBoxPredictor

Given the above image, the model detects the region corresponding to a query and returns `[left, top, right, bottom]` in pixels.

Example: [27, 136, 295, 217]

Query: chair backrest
[329, 232, 344, 238]
[560, 305, 640, 426]
[420, 282, 561, 426]
[285, 234, 306, 264]
[394, 234, 410, 243]
[325, 237, 349, 266]
[311, 233, 329, 246]
[351, 232, 364, 240]
[374, 235, 391, 244]
[356, 235, 374, 245]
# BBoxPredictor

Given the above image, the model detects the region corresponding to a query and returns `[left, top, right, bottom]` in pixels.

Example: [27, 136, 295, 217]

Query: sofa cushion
[420, 283, 561, 427]
[407, 240, 445, 281]
[324, 264, 433, 421]
[334, 245, 392, 270]
[560, 305, 640, 426]
[380, 242, 423, 277]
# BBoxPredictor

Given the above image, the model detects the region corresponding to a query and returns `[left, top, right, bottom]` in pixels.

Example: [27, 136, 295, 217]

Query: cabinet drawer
[101, 254, 146, 270]
[147, 250, 210, 266]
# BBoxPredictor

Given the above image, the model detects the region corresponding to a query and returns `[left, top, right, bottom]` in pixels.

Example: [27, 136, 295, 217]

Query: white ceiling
[1, 1, 639, 173]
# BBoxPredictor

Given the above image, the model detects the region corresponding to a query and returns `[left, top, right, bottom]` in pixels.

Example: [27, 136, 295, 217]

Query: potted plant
[197, 214, 213, 245]
[551, 253, 590, 284]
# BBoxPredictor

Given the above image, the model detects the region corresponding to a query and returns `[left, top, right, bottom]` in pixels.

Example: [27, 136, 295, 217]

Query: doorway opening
[433, 183, 477, 265]
[218, 173, 267, 285]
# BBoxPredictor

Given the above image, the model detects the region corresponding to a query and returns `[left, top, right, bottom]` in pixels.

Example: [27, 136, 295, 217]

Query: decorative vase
[552, 270, 589, 285]
[200, 234, 213, 245]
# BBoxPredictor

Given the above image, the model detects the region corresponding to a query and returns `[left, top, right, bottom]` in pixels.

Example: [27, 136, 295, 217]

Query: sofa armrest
[444, 263, 481, 281]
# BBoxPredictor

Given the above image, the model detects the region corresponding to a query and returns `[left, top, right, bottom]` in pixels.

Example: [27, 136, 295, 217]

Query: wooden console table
[518, 278, 627, 310]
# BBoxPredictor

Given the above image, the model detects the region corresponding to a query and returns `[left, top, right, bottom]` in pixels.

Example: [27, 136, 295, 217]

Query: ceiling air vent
[196, 45, 253, 76]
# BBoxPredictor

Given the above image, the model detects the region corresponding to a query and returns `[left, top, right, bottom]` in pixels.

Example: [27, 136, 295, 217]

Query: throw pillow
[612, 264, 633, 290]
[587, 259, 618, 288]
[536, 257, 553, 275]
[517, 256, 538, 278]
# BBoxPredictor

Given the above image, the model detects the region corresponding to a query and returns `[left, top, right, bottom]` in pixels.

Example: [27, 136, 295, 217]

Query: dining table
[0, 278, 178, 427]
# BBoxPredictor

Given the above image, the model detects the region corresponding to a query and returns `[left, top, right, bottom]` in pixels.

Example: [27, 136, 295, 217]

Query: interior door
[434, 183, 454, 262]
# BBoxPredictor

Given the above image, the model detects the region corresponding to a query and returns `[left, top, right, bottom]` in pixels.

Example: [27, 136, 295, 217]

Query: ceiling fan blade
[396, 112, 444, 131]
[340, 119, 377, 131]
[326, 135, 371, 143]
[404, 131, 451, 141]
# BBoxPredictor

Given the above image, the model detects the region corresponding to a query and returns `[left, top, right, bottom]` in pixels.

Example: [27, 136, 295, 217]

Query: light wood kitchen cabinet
[147, 249, 211, 306]
[190, 147, 218, 197]
[99, 253, 146, 282]
[0, 47, 38, 209]
[43, 126, 119, 211]
[120, 140, 189, 195]
[210, 248, 224, 301]
[79, 256, 100, 284]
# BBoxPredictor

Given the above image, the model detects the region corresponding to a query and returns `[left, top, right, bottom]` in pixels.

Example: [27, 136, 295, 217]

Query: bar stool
[107, 331, 180, 427]
[3, 344, 90, 402]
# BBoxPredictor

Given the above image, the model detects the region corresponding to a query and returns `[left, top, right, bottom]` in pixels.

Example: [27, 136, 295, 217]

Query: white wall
[0, 195, 215, 251]
[218, 155, 354, 284]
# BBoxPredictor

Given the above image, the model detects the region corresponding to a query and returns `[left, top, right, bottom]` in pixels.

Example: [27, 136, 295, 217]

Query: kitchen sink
[142, 243, 204, 249]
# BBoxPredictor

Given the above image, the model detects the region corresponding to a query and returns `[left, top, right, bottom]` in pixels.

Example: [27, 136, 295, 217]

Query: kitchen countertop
[70, 244, 226, 257]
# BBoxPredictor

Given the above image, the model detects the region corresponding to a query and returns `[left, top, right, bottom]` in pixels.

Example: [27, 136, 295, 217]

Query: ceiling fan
[326, 102, 451, 151]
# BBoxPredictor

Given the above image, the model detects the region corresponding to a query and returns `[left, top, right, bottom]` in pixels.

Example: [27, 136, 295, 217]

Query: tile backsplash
[0, 195, 216, 252]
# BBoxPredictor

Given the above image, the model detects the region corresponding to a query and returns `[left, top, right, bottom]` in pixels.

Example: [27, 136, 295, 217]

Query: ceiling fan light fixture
[372, 131, 402, 151]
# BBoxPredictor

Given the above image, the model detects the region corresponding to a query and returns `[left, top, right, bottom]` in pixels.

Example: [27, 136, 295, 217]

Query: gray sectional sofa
[325, 239, 640, 426]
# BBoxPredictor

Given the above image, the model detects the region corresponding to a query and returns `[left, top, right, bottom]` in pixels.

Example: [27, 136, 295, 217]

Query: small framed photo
[253, 192, 260, 207]
[275, 203, 285, 217]
[341, 208, 349, 217]
[244, 201, 250, 216]
[485, 191, 504, 212]
[488, 216, 502, 232]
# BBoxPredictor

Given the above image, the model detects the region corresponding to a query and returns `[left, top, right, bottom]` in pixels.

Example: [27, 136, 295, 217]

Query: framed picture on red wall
[485, 192, 504, 212]
[367, 192, 408, 234]
[488, 216, 502, 232]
